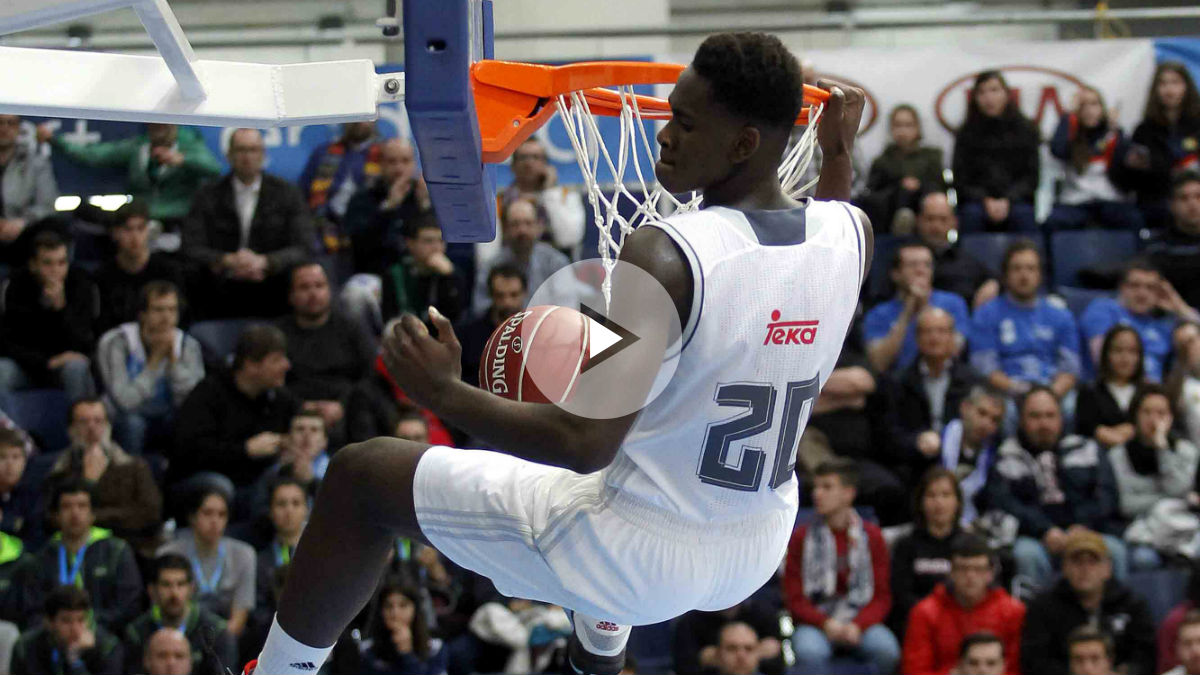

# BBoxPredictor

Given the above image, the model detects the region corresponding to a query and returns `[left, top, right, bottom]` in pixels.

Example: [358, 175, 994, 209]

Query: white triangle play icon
[587, 316, 623, 359]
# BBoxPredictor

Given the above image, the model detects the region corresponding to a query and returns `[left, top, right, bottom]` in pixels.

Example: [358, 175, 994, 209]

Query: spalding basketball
[479, 305, 590, 404]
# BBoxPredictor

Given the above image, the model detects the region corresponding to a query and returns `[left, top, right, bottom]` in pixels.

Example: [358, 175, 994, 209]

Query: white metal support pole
[131, 0, 205, 101]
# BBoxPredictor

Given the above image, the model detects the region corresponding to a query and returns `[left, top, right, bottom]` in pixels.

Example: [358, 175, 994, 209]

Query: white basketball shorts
[412, 445, 794, 625]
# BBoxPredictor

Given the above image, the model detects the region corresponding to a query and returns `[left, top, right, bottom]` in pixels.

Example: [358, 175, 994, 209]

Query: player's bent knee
[323, 437, 430, 531]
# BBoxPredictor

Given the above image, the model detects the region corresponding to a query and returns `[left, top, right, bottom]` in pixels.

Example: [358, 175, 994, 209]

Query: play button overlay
[579, 302, 639, 374]
[525, 258, 682, 420]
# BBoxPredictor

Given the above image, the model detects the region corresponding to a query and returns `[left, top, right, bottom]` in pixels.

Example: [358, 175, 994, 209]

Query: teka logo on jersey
[764, 310, 818, 346]
[595, 621, 622, 632]
[934, 66, 1089, 138]
[489, 310, 532, 395]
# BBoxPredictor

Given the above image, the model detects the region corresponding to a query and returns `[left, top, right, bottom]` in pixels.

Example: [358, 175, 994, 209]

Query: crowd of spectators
[0, 58, 1199, 675]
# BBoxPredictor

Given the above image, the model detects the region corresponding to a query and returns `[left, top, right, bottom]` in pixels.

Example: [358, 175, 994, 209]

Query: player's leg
[254, 437, 428, 674]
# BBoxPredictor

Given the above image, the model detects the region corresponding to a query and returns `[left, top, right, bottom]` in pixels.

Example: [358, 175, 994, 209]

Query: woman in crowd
[157, 488, 257, 637]
[861, 104, 946, 234]
[952, 70, 1041, 233]
[1110, 61, 1200, 230]
[1045, 87, 1142, 231]
[1109, 384, 1199, 570]
[889, 467, 963, 637]
[1168, 322, 1200, 447]
[353, 580, 447, 675]
[1077, 325, 1145, 448]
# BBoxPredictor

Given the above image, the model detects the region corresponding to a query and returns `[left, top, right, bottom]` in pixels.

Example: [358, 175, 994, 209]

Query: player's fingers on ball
[428, 306, 459, 346]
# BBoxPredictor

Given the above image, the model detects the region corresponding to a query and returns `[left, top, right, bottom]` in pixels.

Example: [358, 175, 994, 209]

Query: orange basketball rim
[471, 60, 831, 163]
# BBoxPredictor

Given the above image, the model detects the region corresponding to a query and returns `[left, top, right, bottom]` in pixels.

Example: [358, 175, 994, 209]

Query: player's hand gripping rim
[381, 307, 463, 410]
[815, 78, 866, 158]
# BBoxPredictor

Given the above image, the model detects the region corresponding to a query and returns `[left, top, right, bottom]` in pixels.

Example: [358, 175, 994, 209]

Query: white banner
[668, 39, 1157, 203]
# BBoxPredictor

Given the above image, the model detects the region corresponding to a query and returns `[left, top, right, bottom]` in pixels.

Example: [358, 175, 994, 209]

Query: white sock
[254, 617, 334, 675]
[572, 611, 631, 657]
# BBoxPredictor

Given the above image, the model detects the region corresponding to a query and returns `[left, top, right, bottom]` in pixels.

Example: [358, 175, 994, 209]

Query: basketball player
[251, 32, 869, 675]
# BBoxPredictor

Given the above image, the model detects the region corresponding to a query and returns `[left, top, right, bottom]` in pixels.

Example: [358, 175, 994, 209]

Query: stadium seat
[1131, 567, 1188, 626]
[629, 620, 674, 674]
[1049, 229, 1137, 289]
[1054, 286, 1114, 319]
[1, 388, 71, 451]
[958, 232, 1045, 278]
[189, 318, 254, 369]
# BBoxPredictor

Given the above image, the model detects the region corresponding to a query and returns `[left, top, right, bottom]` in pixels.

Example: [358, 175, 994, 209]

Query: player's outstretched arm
[813, 80, 865, 203]
[382, 227, 692, 474]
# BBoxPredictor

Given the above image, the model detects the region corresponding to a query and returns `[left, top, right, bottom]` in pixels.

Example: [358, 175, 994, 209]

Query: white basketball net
[554, 86, 824, 304]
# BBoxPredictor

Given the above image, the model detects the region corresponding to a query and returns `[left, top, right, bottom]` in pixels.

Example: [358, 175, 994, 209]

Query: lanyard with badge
[57, 542, 89, 588]
[274, 542, 292, 567]
[191, 542, 226, 595]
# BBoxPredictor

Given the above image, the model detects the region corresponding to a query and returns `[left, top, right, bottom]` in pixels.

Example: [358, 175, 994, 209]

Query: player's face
[1171, 180, 1200, 236]
[1120, 269, 1159, 315]
[921, 477, 959, 532]
[949, 554, 993, 606]
[960, 642, 1006, 675]
[1134, 393, 1172, 444]
[1003, 250, 1041, 300]
[1105, 330, 1141, 383]
[1068, 641, 1113, 675]
[811, 474, 854, 517]
[1020, 390, 1063, 451]
[655, 67, 741, 195]
[1157, 69, 1187, 111]
[1178, 624, 1200, 675]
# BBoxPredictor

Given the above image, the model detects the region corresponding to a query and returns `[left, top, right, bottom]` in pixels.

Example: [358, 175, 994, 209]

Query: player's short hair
[691, 32, 802, 130]
[153, 553, 194, 584]
[1173, 169, 1200, 196]
[958, 631, 1003, 661]
[813, 457, 859, 488]
[890, 241, 932, 271]
[29, 229, 67, 259]
[50, 479, 94, 513]
[113, 199, 150, 227]
[1067, 625, 1114, 660]
[233, 323, 287, 371]
[950, 533, 993, 562]
[45, 585, 91, 618]
[1000, 238, 1040, 276]
[487, 263, 527, 293]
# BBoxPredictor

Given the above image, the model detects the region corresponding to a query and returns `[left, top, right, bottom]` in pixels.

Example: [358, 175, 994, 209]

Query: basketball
[479, 305, 591, 404]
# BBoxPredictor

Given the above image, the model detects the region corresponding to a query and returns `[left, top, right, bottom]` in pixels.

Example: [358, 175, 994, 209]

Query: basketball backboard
[0, 0, 498, 242]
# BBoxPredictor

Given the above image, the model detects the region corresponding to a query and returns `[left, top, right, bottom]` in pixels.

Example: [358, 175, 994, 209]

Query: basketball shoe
[566, 609, 630, 675]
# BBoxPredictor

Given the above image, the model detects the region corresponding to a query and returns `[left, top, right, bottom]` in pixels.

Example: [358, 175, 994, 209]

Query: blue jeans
[1043, 201, 1144, 232]
[958, 200, 1038, 234]
[0, 356, 95, 402]
[791, 624, 899, 675]
[1013, 534, 1129, 592]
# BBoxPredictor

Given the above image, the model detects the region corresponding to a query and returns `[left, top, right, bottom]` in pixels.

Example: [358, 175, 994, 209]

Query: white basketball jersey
[603, 199, 867, 524]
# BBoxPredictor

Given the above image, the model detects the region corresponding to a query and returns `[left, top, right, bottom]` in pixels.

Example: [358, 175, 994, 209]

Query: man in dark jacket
[93, 200, 186, 332]
[32, 481, 143, 634]
[884, 307, 981, 479]
[342, 138, 434, 276]
[125, 553, 236, 675]
[914, 193, 998, 309]
[11, 585, 124, 675]
[172, 324, 298, 487]
[181, 128, 314, 318]
[1021, 529, 1155, 675]
[1146, 171, 1200, 310]
[986, 387, 1126, 592]
[457, 264, 527, 389]
[0, 230, 100, 401]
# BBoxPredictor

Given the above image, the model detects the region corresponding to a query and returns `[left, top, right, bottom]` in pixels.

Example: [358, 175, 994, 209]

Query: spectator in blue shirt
[865, 242, 970, 373]
[970, 240, 1081, 402]
[1081, 259, 1198, 383]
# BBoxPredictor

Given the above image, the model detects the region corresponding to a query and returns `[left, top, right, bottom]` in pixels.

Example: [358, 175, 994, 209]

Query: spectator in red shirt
[784, 458, 898, 675]
[901, 534, 1025, 675]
